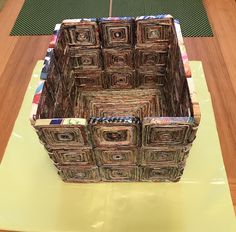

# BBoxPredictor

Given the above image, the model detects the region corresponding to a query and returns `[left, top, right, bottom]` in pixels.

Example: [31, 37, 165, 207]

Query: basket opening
[36, 17, 193, 121]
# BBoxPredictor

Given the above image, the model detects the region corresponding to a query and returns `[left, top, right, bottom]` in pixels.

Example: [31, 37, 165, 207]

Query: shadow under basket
[30, 15, 201, 183]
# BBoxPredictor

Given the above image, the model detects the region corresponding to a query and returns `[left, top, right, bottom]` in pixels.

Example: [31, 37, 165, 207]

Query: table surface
[0, 61, 235, 232]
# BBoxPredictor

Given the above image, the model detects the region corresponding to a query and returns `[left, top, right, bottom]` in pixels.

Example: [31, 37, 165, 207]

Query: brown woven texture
[34, 17, 199, 183]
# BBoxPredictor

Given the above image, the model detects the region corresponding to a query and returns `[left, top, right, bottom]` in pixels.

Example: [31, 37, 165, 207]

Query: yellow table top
[0, 61, 235, 232]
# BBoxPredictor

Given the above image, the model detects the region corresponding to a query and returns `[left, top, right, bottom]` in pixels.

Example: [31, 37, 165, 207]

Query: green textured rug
[10, 0, 110, 35]
[10, 0, 213, 37]
[0, 0, 6, 12]
[112, 0, 213, 37]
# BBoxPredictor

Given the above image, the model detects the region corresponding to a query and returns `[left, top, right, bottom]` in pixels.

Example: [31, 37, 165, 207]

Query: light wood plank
[0, 0, 51, 158]
[204, 0, 236, 96]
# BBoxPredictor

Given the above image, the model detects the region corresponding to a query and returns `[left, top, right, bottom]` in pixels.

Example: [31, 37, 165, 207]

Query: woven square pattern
[74, 71, 105, 90]
[140, 147, 189, 166]
[35, 120, 89, 149]
[100, 166, 139, 182]
[63, 19, 100, 48]
[48, 148, 96, 165]
[136, 18, 173, 46]
[95, 147, 139, 166]
[31, 15, 201, 183]
[99, 17, 134, 48]
[103, 48, 134, 70]
[88, 117, 141, 147]
[143, 124, 190, 147]
[105, 70, 136, 89]
[57, 165, 101, 183]
[70, 49, 102, 70]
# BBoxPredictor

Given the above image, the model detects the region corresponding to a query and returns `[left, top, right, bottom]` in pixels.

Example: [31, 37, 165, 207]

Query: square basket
[30, 15, 200, 183]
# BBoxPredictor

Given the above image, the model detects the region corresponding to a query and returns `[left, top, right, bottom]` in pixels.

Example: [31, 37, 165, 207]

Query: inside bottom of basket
[74, 88, 170, 120]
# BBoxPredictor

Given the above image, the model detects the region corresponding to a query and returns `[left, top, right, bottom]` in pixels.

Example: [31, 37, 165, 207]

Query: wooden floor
[0, 0, 236, 213]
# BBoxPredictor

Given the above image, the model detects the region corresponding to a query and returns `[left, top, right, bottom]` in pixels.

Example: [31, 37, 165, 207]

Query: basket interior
[37, 17, 193, 121]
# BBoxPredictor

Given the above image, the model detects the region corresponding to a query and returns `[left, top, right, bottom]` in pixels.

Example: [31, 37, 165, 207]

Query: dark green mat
[112, 0, 213, 37]
[11, 0, 110, 36]
[0, 0, 6, 12]
[11, 0, 213, 37]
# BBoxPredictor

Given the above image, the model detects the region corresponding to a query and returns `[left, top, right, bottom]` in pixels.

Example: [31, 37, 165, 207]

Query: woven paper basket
[30, 15, 200, 183]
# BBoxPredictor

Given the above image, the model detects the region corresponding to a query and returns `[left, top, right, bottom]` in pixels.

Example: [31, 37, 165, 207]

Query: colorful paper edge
[49, 24, 61, 48]
[30, 80, 45, 125]
[35, 118, 87, 127]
